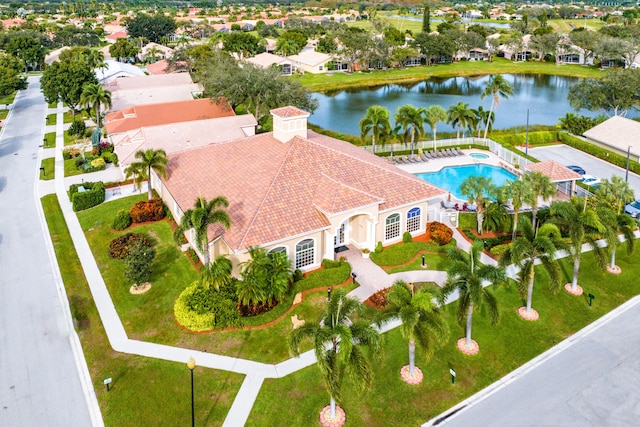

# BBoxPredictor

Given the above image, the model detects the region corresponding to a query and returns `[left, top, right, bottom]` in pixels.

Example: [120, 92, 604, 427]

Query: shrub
[90, 157, 105, 168]
[75, 157, 85, 168]
[62, 150, 72, 160]
[129, 199, 166, 223]
[175, 282, 240, 331]
[490, 243, 512, 256]
[292, 269, 303, 282]
[108, 233, 153, 259]
[428, 221, 453, 246]
[321, 258, 344, 269]
[124, 242, 156, 285]
[69, 181, 105, 211]
[108, 152, 118, 166]
[458, 212, 477, 231]
[403, 231, 412, 243]
[68, 119, 86, 136]
[375, 241, 383, 253]
[174, 282, 215, 331]
[112, 209, 131, 230]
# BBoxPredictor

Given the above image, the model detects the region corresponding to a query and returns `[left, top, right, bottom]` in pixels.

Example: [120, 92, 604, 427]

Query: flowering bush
[428, 221, 453, 246]
[365, 287, 391, 309]
[129, 199, 165, 223]
[90, 157, 105, 168]
[108, 233, 153, 259]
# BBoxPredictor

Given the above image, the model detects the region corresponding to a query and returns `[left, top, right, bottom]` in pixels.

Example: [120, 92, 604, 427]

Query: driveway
[528, 144, 640, 197]
[0, 77, 92, 425]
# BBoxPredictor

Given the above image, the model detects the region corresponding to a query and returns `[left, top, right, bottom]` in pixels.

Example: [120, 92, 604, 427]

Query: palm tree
[472, 106, 494, 138]
[79, 83, 112, 128]
[500, 219, 564, 318]
[447, 101, 475, 139]
[128, 149, 168, 199]
[440, 242, 505, 352]
[124, 162, 144, 192]
[394, 104, 425, 157]
[595, 176, 634, 217]
[359, 105, 391, 153]
[523, 171, 557, 230]
[200, 255, 232, 292]
[174, 196, 231, 265]
[551, 197, 607, 294]
[460, 176, 497, 235]
[424, 105, 447, 151]
[481, 75, 513, 140]
[502, 179, 531, 240]
[237, 247, 293, 306]
[377, 281, 448, 379]
[289, 290, 381, 421]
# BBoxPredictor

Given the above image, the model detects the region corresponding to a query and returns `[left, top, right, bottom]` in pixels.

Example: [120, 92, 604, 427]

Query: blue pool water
[415, 164, 517, 199]
[469, 153, 490, 159]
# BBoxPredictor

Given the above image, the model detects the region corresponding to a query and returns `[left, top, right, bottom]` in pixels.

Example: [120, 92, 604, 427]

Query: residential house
[153, 106, 446, 273]
[95, 60, 146, 84]
[582, 116, 640, 162]
[287, 50, 332, 74]
[245, 53, 295, 75]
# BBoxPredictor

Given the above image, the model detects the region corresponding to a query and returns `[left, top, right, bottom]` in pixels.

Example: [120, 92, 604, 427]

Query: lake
[310, 74, 601, 135]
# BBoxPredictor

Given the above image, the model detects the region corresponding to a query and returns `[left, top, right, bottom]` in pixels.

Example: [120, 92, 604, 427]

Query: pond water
[310, 74, 603, 135]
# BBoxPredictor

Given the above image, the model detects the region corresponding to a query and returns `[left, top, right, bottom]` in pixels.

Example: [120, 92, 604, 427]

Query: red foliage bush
[237, 299, 277, 317]
[108, 233, 153, 259]
[364, 287, 391, 309]
[129, 199, 165, 223]
[428, 221, 453, 246]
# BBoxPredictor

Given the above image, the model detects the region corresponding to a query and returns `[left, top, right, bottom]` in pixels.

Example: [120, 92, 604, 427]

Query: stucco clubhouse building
[151, 106, 446, 273]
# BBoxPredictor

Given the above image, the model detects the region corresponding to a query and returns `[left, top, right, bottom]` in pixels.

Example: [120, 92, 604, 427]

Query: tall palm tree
[502, 179, 531, 240]
[128, 149, 168, 199]
[237, 247, 293, 306]
[289, 290, 381, 421]
[377, 280, 448, 379]
[595, 176, 634, 216]
[174, 196, 231, 265]
[440, 243, 505, 351]
[424, 105, 447, 151]
[481, 75, 513, 140]
[523, 171, 556, 230]
[472, 106, 494, 138]
[359, 105, 391, 153]
[124, 162, 144, 192]
[551, 197, 607, 293]
[446, 101, 475, 139]
[460, 176, 497, 235]
[79, 83, 112, 128]
[500, 219, 564, 317]
[394, 104, 425, 157]
[200, 254, 232, 292]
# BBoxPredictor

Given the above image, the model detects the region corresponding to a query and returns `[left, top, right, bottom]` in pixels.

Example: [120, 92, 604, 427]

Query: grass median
[41, 194, 244, 426]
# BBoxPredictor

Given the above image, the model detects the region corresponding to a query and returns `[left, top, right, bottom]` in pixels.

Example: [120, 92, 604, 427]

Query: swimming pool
[469, 153, 490, 159]
[415, 164, 517, 199]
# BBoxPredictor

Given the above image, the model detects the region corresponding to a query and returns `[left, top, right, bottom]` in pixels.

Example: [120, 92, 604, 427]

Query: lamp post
[625, 145, 631, 182]
[187, 357, 196, 427]
[525, 108, 529, 156]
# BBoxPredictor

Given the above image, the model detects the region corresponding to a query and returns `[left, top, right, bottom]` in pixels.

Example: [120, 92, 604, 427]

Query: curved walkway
[33, 91, 640, 427]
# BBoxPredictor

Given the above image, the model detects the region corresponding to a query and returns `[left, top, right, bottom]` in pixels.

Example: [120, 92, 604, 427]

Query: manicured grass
[385, 251, 450, 274]
[64, 130, 81, 146]
[39, 157, 54, 180]
[46, 113, 57, 125]
[64, 158, 83, 177]
[64, 110, 89, 124]
[370, 240, 456, 267]
[299, 57, 603, 92]
[40, 194, 244, 426]
[0, 109, 8, 120]
[43, 132, 56, 148]
[248, 248, 640, 426]
[0, 92, 16, 105]
[76, 195, 354, 363]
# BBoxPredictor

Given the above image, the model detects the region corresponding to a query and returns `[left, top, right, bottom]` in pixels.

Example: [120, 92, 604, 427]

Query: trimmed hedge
[490, 243, 512, 256]
[108, 233, 153, 259]
[129, 199, 165, 223]
[458, 212, 477, 231]
[174, 282, 216, 332]
[69, 181, 105, 211]
[491, 131, 559, 148]
[174, 281, 241, 331]
[112, 209, 131, 230]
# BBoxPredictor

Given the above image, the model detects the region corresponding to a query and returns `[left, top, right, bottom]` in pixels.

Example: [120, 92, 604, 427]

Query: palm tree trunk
[483, 100, 495, 140]
[410, 131, 415, 157]
[408, 339, 416, 377]
[147, 166, 153, 200]
[371, 135, 376, 153]
[330, 396, 337, 419]
[526, 269, 535, 313]
[465, 304, 473, 348]
[571, 252, 581, 291]
[476, 209, 483, 235]
[512, 210, 520, 240]
[433, 125, 437, 151]
[610, 247, 617, 270]
[531, 205, 538, 230]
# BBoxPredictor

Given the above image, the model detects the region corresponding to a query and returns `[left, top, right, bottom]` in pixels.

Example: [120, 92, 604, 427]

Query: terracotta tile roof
[105, 98, 235, 134]
[525, 160, 582, 182]
[162, 130, 445, 251]
[270, 106, 310, 118]
[105, 74, 203, 112]
[145, 60, 169, 75]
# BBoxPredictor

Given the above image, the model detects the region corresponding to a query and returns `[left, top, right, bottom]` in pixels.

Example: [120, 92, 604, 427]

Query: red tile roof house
[153, 106, 446, 273]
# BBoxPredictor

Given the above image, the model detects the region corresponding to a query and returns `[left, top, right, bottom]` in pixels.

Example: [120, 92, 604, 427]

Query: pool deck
[394, 149, 504, 175]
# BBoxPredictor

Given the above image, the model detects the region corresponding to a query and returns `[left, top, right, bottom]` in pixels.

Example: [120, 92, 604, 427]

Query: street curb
[422, 294, 640, 426]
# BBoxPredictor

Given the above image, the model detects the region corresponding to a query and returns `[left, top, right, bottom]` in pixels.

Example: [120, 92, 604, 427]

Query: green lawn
[64, 110, 89, 124]
[248, 249, 640, 426]
[299, 57, 603, 92]
[46, 113, 57, 126]
[39, 157, 54, 180]
[44, 132, 56, 148]
[40, 194, 244, 427]
[0, 109, 8, 120]
[76, 195, 355, 363]
[64, 158, 84, 177]
[0, 91, 16, 105]
[370, 240, 456, 267]
[64, 130, 82, 146]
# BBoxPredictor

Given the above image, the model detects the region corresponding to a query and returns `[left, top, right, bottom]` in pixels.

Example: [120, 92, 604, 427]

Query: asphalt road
[527, 144, 640, 198]
[433, 298, 640, 427]
[0, 78, 92, 425]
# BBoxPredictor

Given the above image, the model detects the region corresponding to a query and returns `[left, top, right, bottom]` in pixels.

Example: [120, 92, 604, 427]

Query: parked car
[580, 175, 601, 187]
[566, 165, 586, 175]
[624, 200, 640, 218]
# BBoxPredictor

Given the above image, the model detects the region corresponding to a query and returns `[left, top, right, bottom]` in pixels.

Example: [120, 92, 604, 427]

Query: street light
[187, 357, 196, 427]
[625, 146, 631, 182]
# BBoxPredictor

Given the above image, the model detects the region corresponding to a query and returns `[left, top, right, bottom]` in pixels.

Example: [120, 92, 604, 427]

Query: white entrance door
[334, 220, 347, 247]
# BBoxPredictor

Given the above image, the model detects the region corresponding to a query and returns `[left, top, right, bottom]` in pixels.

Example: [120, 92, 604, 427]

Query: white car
[580, 175, 601, 187]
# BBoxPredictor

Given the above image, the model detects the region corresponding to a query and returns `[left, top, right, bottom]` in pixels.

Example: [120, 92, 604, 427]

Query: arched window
[268, 246, 288, 260]
[295, 239, 315, 269]
[385, 213, 401, 241]
[406, 207, 421, 233]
